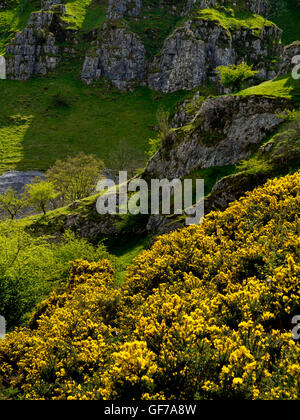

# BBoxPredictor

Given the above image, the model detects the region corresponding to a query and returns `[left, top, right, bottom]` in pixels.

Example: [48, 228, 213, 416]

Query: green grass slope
[0, 70, 184, 174]
[238, 74, 300, 104]
[63, 0, 108, 31]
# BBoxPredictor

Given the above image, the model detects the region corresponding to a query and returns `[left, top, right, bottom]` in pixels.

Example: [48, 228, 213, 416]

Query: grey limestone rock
[277, 42, 300, 76]
[144, 95, 289, 179]
[5, 2, 66, 80]
[107, 0, 143, 20]
[81, 24, 146, 90]
[148, 17, 282, 93]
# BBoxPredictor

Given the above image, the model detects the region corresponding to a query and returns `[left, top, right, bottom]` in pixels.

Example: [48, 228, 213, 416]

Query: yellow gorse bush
[0, 171, 300, 399]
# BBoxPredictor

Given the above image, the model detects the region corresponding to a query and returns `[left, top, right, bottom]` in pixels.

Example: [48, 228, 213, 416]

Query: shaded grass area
[112, 235, 151, 285]
[0, 71, 186, 174]
[271, 0, 300, 45]
[63, 0, 108, 31]
[126, 9, 184, 59]
[185, 164, 237, 198]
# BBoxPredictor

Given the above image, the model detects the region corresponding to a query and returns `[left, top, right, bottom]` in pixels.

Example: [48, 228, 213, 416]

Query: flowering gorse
[0, 171, 299, 400]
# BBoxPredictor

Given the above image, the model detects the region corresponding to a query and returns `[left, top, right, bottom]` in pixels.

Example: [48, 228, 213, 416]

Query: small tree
[25, 178, 58, 215]
[46, 152, 105, 203]
[0, 188, 26, 220]
[156, 109, 171, 140]
[146, 136, 162, 159]
[216, 62, 259, 92]
[146, 110, 172, 159]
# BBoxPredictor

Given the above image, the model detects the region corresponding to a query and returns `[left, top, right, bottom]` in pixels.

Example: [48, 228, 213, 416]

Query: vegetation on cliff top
[194, 7, 276, 33]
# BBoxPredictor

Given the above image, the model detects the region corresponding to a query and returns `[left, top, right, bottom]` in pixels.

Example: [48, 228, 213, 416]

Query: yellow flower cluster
[0, 171, 299, 399]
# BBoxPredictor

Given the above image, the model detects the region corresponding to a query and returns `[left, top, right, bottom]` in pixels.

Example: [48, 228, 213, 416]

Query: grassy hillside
[0, 70, 184, 174]
[0, 0, 188, 174]
[63, 0, 108, 31]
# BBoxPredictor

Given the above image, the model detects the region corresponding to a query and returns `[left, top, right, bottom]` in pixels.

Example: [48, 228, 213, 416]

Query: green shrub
[0, 224, 111, 330]
[146, 135, 162, 158]
[216, 62, 259, 92]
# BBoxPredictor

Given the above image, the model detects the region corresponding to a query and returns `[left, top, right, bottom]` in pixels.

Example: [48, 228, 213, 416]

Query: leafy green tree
[146, 136, 162, 159]
[0, 188, 26, 219]
[46, 152, 105, 204]
[216, 62, 259, 92]
[25, 178, 58, 215]
[0, 222, 111, 330]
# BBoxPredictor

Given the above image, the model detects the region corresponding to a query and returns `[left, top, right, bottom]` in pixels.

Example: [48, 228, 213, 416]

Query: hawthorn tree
[46, 152, 105, 204]
[0, 188, 26, 219]
[25, 178, 58, 215]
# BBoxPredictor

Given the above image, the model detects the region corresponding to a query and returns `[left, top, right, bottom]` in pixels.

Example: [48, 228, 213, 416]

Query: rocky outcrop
[144, 94, 289, 179]
[5, 3, 67, 80]
[82, 0, 281, 91]
[106, 0, 269, 21]
[106, 0, 217, 19]
[277, 41, 300, 76]
[81, 23, 146, 89]
[247, 0, 268, 16]
[148, 15, 281, 92]
[171, 91, 204, 127]
[107, 0, 142, 20]
[0, 0, 12, 9]
[2, 0, 282, 88]
[41, 0, 61, 10]
[184, 0, 216, 14]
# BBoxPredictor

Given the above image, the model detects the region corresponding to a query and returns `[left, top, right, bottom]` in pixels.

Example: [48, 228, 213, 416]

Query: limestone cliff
[6, 1, 67, 80]
[4, 0, 284, 92]
[81, 0, 281, 91]
[107, 0, 142, 20]
[81, 21, 147, 89]
[278, 41, 300, 76]
[148, 13, 281, 92]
